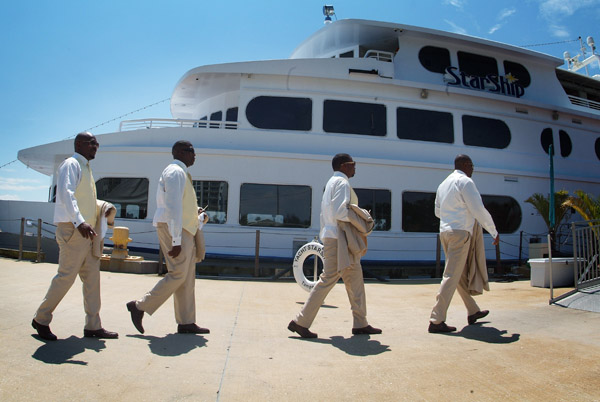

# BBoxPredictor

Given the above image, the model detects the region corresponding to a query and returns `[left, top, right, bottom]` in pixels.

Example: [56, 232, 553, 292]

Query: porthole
[595, 138, 600, 161]
[558, 130, 572, 157]
[541, 128, 553, 155]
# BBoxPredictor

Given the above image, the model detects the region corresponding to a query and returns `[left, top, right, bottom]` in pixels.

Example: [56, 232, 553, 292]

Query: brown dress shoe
[126, 301, 145, 334]
[428, 322, 457, 333]
[352, 325, 382, 335]
[287, 320, 317, 338]
[468, 310, 489, 325]
[32, 319, 57, 341]
[177, 323, 210, 334]
[84, 328, 119, 339]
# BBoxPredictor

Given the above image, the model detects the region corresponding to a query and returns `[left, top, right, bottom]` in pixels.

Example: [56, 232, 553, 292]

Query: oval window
[541, 128, 553, 155]
[559, 130, 572, 157]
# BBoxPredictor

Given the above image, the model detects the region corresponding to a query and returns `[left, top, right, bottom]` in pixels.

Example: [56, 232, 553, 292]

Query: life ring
[293, 241, 324, 292]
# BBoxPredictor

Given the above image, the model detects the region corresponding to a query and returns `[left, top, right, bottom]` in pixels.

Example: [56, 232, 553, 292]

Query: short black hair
[454, 154, 472, 169]
[74, 131, 94, 151]
[332, 153, 352, 171]
[172, 140, 192, 156]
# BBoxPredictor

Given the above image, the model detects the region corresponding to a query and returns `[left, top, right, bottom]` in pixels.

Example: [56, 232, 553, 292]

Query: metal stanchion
[36, 218, 42, 263]
[18, 218, 24, 261]
[254, 230, 260, 277]
[435, 234, 441, 278]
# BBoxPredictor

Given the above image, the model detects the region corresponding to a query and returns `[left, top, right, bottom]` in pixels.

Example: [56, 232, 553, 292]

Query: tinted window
[354, 188, 392, 231]
[596, 138, 600, 161]
[458, 51, 498, 77]
[402, 191, 438, 233]
[246, 96, 312, 131]
[240, 184, 311, 228]
[96, 177, 149, 219]
[481, 195, 522, 233]
[226, 107, 238, 130]
[323, 100, 386, 136]
[192, 180, 229, 224]
[503, 60, 531, 88]
[541, 128, 554, 155]
[419, 46, 451, 74]
[462, 115, 510, 149]
[559, 130, 572, 157]
[210, 111, 222, 128]
[397, 107, 454, 143]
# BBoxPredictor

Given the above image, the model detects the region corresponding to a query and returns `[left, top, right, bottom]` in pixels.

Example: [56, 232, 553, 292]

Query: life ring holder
[292, 241, 324, 292]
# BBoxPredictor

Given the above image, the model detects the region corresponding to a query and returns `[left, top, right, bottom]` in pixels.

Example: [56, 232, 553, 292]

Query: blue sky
[1, 0, 599, 201]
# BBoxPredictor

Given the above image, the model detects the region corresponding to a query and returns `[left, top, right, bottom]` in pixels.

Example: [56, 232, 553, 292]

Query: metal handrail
[119, 118, 239, 131]
[364, 50, 394, 62]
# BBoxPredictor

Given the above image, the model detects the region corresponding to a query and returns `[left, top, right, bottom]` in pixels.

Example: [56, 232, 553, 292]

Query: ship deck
[1, 257, 599, 401]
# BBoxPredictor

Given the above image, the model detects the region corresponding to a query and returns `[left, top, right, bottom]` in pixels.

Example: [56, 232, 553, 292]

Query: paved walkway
[1, 258, 599, 401]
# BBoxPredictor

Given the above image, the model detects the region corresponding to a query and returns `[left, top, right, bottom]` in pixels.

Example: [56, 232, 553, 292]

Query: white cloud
[539, 0, 600, 19]
[444, 19, 467, 35]
[0, 177, 47, 192]
[551, 24, 571, 38]
[489, 24, 502, 34]
[0, 194, 21, 201]
[498, 8, 516, 20]
[444, 0, 467, 9]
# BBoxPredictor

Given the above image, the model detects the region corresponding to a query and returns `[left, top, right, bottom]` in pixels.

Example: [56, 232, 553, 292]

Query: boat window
[96, 177, 149, 220]
[462, 115, 510, 149]
[226, 107, 238, 130]
[481, 195, 522, 233]
[239, 183, 311, 228]
[418, 46, 451, 74]
[210, 111, 222, 128]
[402, 191, 439, 233]
[354, 188, 392, 231]
[596, 138, 600, 161]
[402, 191, 521, 233]
[192, 180, 229, 224]
[323, 100, 386, 136]
[457, 51, 498, 78]
[194, 116, 208, 128]
[49, 185, 57, 203]
[397, 107, 454, 143]
[503, 61, 531, 88]
[558, 130, 572, 157]
[246, 96, 312, 131]
[340, 50, 354, 58]
[540, 128, 554, 154]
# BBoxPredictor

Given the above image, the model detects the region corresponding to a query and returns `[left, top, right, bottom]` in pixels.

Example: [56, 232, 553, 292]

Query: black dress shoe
[177, 323, 210, 334]
[126, 301, 144, 334]
[84, 328, 119, 339]
[428, 322, 457, 333]
[32, 319, 57, 341]
[352, 325, 382, 335]
[287, 320, 317, 338]
[468, 310, 489, 325]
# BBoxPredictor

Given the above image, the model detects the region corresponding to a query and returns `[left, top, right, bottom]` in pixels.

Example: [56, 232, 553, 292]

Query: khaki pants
[137, 223, 197, 325]
[295, 238, 369, 329]
[34, 223, 102, 330]
[430, 230, 480, 324]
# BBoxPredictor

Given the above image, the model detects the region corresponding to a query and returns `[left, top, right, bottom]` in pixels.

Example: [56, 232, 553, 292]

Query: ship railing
[119, 118, 239, 132]
[364, 50, 394, 63]
[567, 95, 600, 111]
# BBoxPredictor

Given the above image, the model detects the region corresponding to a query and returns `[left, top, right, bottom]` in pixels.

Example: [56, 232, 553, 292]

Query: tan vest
[182, 173, 199, 235]
[350, 186, 358, 205]
[74, 159, 97, 227]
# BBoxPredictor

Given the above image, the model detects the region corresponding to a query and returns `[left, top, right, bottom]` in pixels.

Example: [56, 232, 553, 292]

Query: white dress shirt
[53, 153, 88, 227]
[319, 171, 352, 240]
[435, 169, 498, 238]
[153, 160, 188, 246]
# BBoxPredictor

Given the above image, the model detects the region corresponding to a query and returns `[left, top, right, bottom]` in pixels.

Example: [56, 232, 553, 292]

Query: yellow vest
[350, 186, 358, 205]
[74, 159, 97, 227]
[182, 173, 199, 235]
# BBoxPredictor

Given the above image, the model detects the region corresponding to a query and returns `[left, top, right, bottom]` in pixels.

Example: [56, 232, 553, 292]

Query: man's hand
[168, 245, 182, 258]
[492, 235, 500, 246]
[77, 223, 97, 239]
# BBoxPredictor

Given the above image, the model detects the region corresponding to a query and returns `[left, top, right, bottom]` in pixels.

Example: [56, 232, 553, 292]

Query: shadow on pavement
[447, 323, 520, 344]
[292, 334, 391, 356]
[32, 335, 106, 365]
[127, 333, 207, 356]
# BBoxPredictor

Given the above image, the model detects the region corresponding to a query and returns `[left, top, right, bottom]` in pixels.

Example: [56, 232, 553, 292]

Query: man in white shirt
[32, 131, 118, 341]
[429, 154, 499, 333]
[288, 153, 381, 338]
[127, 141, 209, 335]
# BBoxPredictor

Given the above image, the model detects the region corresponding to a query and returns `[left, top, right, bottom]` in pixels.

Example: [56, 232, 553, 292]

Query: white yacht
[12, 17, 600, 268]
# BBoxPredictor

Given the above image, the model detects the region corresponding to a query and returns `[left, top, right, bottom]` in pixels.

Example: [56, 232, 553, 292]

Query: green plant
[525, 190, 572, 251]
[562, 190, 600, 224]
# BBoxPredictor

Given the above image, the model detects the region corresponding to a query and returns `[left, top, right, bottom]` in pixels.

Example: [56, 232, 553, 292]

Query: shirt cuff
[171, 236, 182, 246]
[74, 215, 85, 227]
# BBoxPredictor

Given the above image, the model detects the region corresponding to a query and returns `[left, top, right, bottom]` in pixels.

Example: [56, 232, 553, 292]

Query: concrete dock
[1, 257, 599, 401]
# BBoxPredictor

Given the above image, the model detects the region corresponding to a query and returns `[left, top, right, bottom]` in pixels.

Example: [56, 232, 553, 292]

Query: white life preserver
[292, 241, 324, 292]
